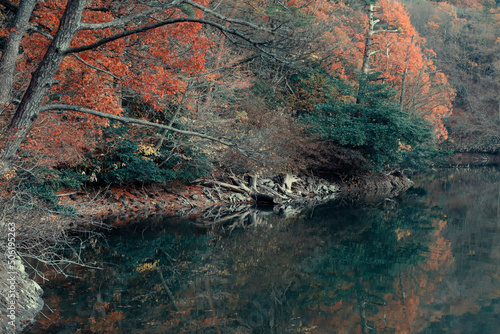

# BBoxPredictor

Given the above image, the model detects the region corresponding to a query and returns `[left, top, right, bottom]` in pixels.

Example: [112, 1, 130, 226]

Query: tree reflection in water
[27, 168, 500, 334]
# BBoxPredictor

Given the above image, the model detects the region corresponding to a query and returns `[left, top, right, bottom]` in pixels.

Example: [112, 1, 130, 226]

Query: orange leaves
[12, 0, 216, 165]
[427, 21, 440, 30]
[305, 1, 367, 80]
[359, 0, 455, 141]
[0, 28, 9, 39]
[293, 0, 454, 142]
[33, 0, 65, 32]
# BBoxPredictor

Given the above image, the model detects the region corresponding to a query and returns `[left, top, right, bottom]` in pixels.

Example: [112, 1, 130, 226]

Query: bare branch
[368, 50, 382, 57]
[372, 29, 405, 34]
[38, 103, 260, 162]
[79, 0, 184, 30]
[28, 24, 54, 40]
[65, 17, 270, 55]
[24, 26, 122, 80]
[183, 0, 274, 33]
[72, 54, 122, 80]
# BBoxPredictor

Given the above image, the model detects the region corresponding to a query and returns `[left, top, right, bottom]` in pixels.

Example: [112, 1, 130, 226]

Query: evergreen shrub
[92, 124, 212, 185]
[296, 71, 435, 170]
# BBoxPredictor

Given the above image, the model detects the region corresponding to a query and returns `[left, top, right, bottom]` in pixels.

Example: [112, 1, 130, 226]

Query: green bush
[15, 167, 89, 213]
[298, 72, 435, 170]
[92, 124, 212, 185]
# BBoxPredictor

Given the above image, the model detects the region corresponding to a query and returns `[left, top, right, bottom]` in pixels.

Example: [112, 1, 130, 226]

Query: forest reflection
[27, 168, 500, 334]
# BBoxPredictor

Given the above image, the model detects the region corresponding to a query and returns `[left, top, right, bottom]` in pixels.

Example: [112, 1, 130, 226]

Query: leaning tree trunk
[1, 0, 87, 161]
[0, 0, 38, 114]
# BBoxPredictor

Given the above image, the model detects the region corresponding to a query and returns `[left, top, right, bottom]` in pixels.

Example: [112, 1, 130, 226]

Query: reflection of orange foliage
[301, 218, 455, 333]
[424, 219, 453, 271]
[354, 217, 454, 333]
[309, 300, 360, 334]
[89, 310, 124, 334]
[373, 296, 420, 334]
[36, 295, 62, 328]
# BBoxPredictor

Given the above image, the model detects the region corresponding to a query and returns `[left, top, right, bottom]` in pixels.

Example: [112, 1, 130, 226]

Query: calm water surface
[26, 168, 500, 333]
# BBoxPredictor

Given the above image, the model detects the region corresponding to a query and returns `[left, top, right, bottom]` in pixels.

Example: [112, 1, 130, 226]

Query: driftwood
[200, 179, 248, 194]
[194, 172, 338, 208]
[248, 174, 258, 190]
[188, 170, 416, 231]
[229, 175, 252, 193]
[259, 184, 287, 199]
[281, 173, 299, 191]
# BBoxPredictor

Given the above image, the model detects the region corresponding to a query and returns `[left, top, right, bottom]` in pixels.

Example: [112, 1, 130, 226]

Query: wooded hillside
[0, 0, 497, 199]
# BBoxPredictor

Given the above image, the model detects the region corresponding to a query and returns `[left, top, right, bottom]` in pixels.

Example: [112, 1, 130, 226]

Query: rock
[0, 255, 44, 333]
[191, 194, 199, 200]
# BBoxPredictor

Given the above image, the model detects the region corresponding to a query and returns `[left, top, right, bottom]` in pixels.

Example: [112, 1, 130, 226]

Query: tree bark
[357, 4, 403, 104]
[399, 36, 414, 112]
[0, 0, 37, 113]
[1, 0, 87, 161]
[356, 4, 379, 105]
[360, 4, 379, 76]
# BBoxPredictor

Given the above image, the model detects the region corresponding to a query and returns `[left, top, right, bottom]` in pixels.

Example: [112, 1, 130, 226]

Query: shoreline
[58, 170, 414, 226]
[1, 170, 414, 332]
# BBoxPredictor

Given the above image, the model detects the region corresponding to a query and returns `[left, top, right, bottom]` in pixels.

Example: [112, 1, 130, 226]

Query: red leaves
[13, 0, 214, 165]
[294, 0, 454, 141]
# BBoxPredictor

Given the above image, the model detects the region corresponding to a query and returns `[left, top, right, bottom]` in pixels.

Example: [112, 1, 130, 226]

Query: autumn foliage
[1, 0, 214, 165]
[0, 0, 459, 177]
[293, 0, 455, 142]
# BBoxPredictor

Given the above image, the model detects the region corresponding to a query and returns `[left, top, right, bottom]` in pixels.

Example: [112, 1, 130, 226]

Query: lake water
[25, 168, 500, 333]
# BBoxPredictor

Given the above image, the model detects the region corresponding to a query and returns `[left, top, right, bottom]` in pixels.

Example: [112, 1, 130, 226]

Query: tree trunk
[399, 67, 408, 111]
[1, 0, 87, 161]
[357, 4, 378, 105]
[0, 0, 38, 113]
[399, 36, 414, 112]
[360, 4, 378, 76]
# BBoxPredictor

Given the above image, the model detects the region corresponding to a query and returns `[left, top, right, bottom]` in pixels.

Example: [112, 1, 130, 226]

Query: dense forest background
[0, 0, 498, 183]
[0, 0, 498, 214]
